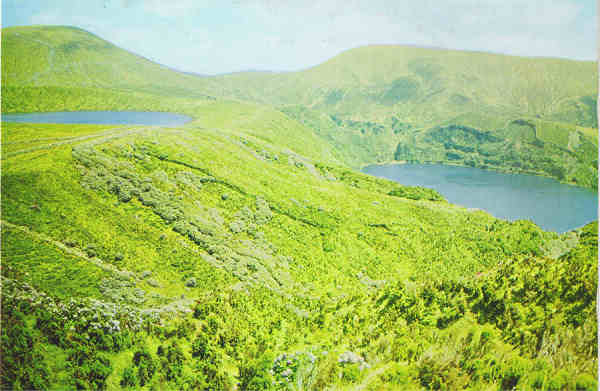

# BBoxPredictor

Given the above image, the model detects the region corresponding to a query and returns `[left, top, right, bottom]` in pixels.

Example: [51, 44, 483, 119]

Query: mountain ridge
[1, 25, 598, 389]
[2, 25, 597, 188]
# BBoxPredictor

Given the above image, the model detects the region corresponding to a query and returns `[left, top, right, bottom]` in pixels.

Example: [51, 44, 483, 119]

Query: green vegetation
[3, 26, 597, 187]
[213, 45, 598, 188]
[1, 25, 598, 390]
[2, 26, 214, 97]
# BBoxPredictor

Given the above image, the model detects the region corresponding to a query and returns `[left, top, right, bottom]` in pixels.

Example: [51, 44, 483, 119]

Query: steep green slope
[212, 45, 599, 188]
[2, 101, 597, 390]
[2, 25, 216, 96]
[1, 25, 219, 113]
[3, 26, 597, 188]
[1, 25, 598, 390]
[216, 45, 596, 123]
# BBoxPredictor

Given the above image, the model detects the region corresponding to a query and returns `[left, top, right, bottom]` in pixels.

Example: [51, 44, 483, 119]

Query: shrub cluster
[388, 185, 446, 202]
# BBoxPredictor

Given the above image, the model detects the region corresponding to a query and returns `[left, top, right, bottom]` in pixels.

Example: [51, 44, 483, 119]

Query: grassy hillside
[3, 26, 597, 188]
[3, 105, 597, 390]
[212, 45, 599, 188]
[1, 25, 598, 390]
[1, 25, 222, 115]
[216, 45, 596, 122]
[1, 25, 218, 97]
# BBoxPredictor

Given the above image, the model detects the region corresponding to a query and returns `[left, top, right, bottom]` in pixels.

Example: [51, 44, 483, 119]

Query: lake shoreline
[363, 162, 598, 233]
[360, 158, 596, 191]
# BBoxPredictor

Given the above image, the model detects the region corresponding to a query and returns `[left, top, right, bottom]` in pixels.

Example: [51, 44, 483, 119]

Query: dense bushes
[1, 99, 597, 390]
[74, 144, 294, 291]
[388, 185, 446, 202]
[370, 224, 597, 387]
[238, 353, 275, 390]
[0, 309, 50, 390]
[0, 275, 162, 389]
[70, 350, 113, 390]
[1, 218, 597, 390]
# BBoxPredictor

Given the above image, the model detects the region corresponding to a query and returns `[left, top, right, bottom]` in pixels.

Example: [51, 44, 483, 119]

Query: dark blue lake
[363, 163, 598, 233]
[1, 111, 191, 126]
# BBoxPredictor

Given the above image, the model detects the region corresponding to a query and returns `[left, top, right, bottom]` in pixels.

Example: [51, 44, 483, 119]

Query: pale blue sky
[2, 0, 597, 75]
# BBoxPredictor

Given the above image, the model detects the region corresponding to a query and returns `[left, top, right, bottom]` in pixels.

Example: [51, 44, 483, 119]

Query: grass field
[1, 25, 598, 390]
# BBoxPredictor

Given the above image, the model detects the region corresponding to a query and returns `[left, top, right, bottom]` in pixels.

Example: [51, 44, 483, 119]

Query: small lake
[1, 111, 192, 126]
[363, 163, 598, 233]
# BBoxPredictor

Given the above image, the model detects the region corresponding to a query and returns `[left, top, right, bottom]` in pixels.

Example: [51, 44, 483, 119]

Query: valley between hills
[1, 25, 598, 390]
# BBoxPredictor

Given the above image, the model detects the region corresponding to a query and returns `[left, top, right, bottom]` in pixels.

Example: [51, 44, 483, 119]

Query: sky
[2, 0, 597, 75]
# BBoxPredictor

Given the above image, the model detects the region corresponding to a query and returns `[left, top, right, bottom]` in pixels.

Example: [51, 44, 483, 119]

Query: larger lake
[1, 111, 192, 126]
[363, 163, 598, 233]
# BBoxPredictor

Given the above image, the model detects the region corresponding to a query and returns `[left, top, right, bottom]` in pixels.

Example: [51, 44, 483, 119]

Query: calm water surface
[1, 111, 191, 126]
[363, 163, 598, 233]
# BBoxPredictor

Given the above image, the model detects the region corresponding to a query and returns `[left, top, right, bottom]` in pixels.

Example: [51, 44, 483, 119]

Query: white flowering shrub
[271, 351, 318, 390]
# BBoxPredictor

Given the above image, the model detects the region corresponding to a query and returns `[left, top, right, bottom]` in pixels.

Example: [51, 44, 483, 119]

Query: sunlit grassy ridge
[3, 26, 597, 187]
[212, 45, 599, 187]
[2, 25, 214, 95]
[1, 25, 219, 115]
[1, 25, 598, 390]
[216, 45, 596, 120]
